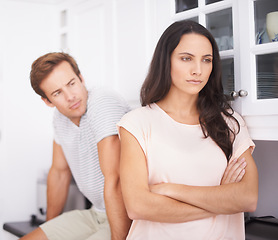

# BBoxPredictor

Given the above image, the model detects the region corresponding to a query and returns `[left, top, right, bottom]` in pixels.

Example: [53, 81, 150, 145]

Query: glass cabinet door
[174, 0, 235, 97]
[206, 7, 235, 98]
[175, 0, 224, 13]
[256, 53, 278, 99]
[253, 0, 278, 102]
[254, 0, 278, 44]
[221, 58, 234, 99]
[252, 0, 278, 105]
[206, 8, 233, 51]
[206, 0, 223, 5]
[239, 0, 278, 117]
[175, 0, 198, 13]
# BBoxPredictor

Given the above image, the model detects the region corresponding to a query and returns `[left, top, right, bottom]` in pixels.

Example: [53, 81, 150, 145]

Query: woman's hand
[149, 150, 257, 215]
[150, 158, 247, 197]
[221, 158, 246, 185]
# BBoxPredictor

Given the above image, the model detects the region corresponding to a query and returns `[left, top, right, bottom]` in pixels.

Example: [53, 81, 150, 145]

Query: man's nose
[64, 89, 75, 102]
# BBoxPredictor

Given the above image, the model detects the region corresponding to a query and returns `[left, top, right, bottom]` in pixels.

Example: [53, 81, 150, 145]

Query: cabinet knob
[238, 90, 248, 97]
[231, 91, 239, 98]
[230, 90, 248, 99]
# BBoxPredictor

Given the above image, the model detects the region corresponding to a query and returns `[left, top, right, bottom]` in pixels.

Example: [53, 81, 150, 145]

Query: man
[21, 52, 131, 240]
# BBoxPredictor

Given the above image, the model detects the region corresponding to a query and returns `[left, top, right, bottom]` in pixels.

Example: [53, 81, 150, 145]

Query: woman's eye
[181, 57, 191, 61]
[203, 58, 212, 63]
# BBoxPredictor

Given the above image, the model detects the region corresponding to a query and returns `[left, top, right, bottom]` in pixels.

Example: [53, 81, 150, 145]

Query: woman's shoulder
[229, 110, 245, 125]
[222, 109, 247, 132]
[121, 104, 154, 120]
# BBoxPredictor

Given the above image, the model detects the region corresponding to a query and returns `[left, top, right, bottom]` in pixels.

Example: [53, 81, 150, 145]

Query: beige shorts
[40, 207, 111, 240]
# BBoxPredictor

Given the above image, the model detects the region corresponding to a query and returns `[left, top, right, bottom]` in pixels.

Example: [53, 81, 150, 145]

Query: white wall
[0, 1, 59, 239]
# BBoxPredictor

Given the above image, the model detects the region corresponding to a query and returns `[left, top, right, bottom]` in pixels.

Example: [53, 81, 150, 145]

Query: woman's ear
[41, 97, 55, 108]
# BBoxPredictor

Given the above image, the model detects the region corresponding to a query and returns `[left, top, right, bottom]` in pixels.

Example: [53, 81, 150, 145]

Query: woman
[118, 20, 258, 239]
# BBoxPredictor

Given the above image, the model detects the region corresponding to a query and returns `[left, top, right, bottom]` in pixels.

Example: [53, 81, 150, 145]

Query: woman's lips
[186, 80, 202, 84]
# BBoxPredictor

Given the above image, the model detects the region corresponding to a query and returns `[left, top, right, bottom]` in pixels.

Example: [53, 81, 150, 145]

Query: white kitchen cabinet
[171, 0, 278, 140]
[59, 0, 149, 102]
[61, 0, 278, 140]
[236, 0, 278, 140]
[60, 0, 114, 90]
[58, 0, 172, 107]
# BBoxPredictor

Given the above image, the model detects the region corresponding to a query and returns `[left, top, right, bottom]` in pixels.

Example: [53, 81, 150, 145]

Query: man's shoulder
[88, 87, 123, 103]
[53, 108, 71, 128]
[87, 87, 130, 112]
[53, 108, 64, 121]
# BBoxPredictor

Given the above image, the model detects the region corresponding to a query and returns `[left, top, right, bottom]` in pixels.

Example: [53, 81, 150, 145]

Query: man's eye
[53, 91, 60, 97]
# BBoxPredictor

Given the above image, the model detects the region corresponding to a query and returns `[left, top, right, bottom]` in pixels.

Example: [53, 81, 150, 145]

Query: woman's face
[170, 33, 213, 97]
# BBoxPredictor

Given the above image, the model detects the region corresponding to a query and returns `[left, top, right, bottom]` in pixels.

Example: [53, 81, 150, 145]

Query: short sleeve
[117, 108, 148, 155]
[88, 89, 131, 143]
[229, 112, 255, 159]
[53, 109, 62, 145]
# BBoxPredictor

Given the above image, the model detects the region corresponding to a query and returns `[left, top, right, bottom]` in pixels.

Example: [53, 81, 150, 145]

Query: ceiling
[7, 0, 66, 4]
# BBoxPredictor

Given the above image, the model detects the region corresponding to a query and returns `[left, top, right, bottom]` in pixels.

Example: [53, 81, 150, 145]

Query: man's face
[40, 61, 88, 126]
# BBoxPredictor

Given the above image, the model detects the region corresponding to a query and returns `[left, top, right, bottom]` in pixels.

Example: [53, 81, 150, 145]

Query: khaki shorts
[40, 207, 111, 240]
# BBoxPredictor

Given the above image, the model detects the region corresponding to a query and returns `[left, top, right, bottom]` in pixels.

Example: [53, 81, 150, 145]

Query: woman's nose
[191, 62, 202, 76]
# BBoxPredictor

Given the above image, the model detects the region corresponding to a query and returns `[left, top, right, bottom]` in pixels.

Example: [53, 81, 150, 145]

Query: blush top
[117, 103, 255, 240]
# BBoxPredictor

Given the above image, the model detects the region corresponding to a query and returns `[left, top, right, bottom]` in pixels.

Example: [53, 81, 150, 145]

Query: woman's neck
[157, 91, 200, 125]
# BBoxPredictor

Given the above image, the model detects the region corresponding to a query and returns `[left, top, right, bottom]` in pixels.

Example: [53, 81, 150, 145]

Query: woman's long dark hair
[140, 20, 239, 161]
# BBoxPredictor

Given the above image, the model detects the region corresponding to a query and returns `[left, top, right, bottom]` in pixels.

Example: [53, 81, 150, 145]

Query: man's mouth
[70, 101, 81, 110]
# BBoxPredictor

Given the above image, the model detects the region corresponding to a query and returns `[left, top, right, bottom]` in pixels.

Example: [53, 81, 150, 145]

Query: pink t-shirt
[118, 103, 255, 240]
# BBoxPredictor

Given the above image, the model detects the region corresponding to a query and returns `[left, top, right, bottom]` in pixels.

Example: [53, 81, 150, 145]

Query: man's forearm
[104, 179, 131, 240]
[46, 168, 71, 220]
